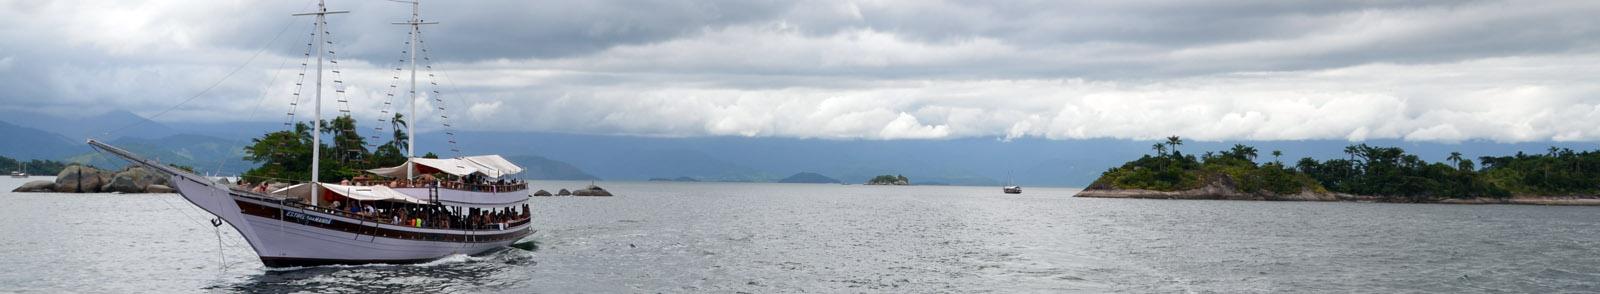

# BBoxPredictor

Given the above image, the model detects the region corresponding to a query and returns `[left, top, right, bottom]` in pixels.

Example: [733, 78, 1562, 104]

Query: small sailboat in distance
[1002, 171, 1021, 194]
[9, 162, 26, 178]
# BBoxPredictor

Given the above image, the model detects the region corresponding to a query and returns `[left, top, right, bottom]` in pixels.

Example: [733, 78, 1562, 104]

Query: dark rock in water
[103, 175, 143, 193]
[103, 166, 161, 193]
[532, 189, 552, 196]
[557, 189, 572, 196]
[12, 180, 55, 192]
[54, 165, 108, 193]
[145, 184, 175, 194]
[572, 185, 613, 196]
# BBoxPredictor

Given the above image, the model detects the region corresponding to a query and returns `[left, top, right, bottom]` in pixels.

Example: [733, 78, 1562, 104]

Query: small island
[1076, 136, 1600, 205]
[647, 176, 700, 182]
[777, 172, 841, 184]
[866, 174, 910, 185]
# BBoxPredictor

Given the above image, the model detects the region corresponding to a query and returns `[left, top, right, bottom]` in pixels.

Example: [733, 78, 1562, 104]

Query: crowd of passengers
[325, 200, 530, 230]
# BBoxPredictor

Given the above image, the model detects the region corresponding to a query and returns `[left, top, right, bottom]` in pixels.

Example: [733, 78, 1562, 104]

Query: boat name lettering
[284, 211, 332, 224]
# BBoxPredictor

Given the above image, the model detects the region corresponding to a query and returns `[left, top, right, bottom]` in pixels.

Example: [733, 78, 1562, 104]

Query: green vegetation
[1094, 141, 1319, 195]
[241, 114, 411, 183]
[0, 155, 72, 175]
[867, 174, 910, 185]
[1094, 136, 1600, 201]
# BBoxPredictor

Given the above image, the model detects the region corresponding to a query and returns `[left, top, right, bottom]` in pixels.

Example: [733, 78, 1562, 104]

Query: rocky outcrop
[532, 189, 553, 196]
[54, 165, 109, 193]
[101, 166, 163, 193]
[145, 184, 176, 193]
[557, 189, 571, 196]
[12, 180, 56, 192]
[22, 165, 174, 194]
[1075, 176, 1344, 201]
[572, 185, 613, 196]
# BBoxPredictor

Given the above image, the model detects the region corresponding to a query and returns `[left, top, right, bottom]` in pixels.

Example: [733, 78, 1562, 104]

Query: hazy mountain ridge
[7, 111, 1600, 187]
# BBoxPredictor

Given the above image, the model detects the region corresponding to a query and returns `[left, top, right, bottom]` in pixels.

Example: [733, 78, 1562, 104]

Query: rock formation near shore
[532, 189, 552, 196]
[15, 165, 175, 194]
[12, 180, 56, 192]
[1075, 175, 1344, 201]
[145, 184, 175, 193]
[557, 189, 571, 196]
[571, 185, 613, 196]
[54, 165, 109, 193]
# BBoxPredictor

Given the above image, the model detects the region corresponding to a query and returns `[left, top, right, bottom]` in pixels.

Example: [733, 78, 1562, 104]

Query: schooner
[89, 0, 533, 267]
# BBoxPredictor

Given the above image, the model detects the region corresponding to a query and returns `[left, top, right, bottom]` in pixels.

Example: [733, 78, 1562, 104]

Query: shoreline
[1074, 188, 1600, 206]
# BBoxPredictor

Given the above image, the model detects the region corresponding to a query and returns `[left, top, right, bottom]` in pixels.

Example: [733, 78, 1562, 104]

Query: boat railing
[350, 179, 528, 193]
[250, 192, 533, 231]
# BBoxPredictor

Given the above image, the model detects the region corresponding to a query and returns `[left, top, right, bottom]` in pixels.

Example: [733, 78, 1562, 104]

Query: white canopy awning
[459, 155, 523, 178]
[365, 155, 524, 179]
[272, 183, 429, 204]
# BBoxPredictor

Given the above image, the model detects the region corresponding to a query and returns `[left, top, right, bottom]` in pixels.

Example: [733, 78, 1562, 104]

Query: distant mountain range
[5, 110, 1599, 187]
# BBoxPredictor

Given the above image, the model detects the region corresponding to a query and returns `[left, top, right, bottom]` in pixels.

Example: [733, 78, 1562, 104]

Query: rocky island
[1076, 137, 1600, 205]
[12, 164, 176, 194]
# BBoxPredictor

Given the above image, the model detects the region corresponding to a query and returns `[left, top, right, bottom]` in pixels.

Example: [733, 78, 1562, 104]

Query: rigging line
[154, 193, 243, 248]
[98, 6, 303, 138]
[213, 21, 308, 176]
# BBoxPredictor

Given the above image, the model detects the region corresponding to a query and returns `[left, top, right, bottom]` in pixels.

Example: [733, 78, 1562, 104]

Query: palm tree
[1166, 136, 1183, 155]
[1152, 143, 1167, 156]
[1229, 144, 1259, 162]
[1344, 145, 1360, 162]
[390, 113, 409, 155]
[1447, 152, 1463, 171]
[1272, 150, 1283, 164]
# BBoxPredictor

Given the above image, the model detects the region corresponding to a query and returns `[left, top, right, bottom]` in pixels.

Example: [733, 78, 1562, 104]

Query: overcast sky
[2, 0, 1598, 142]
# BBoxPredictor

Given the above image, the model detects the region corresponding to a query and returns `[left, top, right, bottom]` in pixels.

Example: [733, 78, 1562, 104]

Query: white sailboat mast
[293, 0, 347, 206]
[390, 0, 436, 180]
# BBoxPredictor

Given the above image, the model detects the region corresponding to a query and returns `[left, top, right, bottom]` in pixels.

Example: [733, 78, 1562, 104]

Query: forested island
[1078, 136, 1600, 205]
[866, 174, 910, 185]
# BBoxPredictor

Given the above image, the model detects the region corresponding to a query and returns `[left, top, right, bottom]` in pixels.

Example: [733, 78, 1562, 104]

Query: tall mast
[390, 0, 436, 180]
[294, 1, 347, 206]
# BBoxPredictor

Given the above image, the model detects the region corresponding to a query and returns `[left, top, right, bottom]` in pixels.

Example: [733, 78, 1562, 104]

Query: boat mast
[293, 0, 347, 206]
[390, 0, 436, 180]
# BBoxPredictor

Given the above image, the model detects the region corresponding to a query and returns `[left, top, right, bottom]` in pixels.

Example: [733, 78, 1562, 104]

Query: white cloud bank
[2, 1, 1599, 143]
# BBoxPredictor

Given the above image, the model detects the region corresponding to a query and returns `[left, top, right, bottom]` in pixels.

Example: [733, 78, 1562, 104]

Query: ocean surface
[2, 177, 1598, 293]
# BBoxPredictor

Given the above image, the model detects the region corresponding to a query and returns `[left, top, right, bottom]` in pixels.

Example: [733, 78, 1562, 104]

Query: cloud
[1, 0, 1598, 143]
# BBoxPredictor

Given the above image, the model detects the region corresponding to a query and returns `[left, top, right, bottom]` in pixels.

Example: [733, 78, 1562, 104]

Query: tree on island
[1165, 136, 1184, 156]
[241, 115, 416, 184]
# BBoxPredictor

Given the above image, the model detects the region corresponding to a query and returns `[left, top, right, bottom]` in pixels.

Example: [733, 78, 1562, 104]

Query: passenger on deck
[340, 178, 351, 185]
[254, 182, 269, 193]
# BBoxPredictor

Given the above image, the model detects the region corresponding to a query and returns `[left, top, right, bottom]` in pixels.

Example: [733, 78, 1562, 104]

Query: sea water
[1, 177, 1597, 293]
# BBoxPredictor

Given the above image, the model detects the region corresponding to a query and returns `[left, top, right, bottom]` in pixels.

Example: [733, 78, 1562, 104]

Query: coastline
[1074, 188, 1600, 206]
